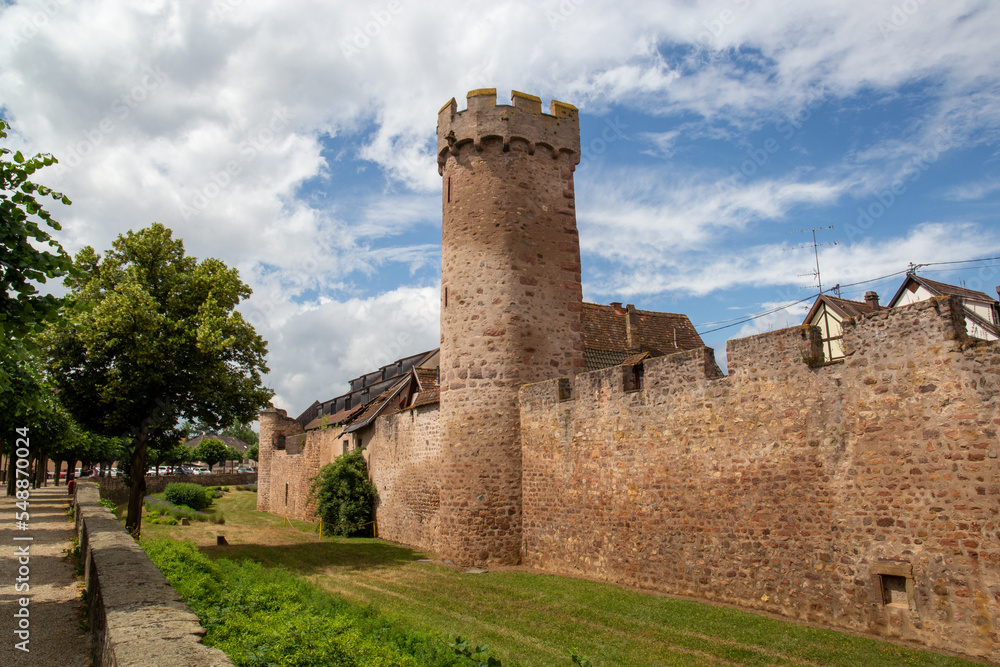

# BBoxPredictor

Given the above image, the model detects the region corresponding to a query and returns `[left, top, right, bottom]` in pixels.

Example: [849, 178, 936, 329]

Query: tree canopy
[47, 223, 272, 534]
[193, 438, 229, 471]
[0, 119, 73, 390]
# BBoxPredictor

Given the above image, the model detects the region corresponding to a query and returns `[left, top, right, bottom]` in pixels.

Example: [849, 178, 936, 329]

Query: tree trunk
[5, 442, 14, 496]
[65, 459, 77, 485]
[125, 426, 149, 538]
[53, 460, 62, 486]
[34, 454, 47, 488]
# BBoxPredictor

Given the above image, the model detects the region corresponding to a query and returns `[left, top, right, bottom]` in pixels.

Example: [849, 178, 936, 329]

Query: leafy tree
[245, 441, 259, 463]
[225, 445, 245, 472]
[47, 223, 271, 535]
[0, 119, 73, 391]
[310, 449, 377, 537]
[193, 438, 229, 472]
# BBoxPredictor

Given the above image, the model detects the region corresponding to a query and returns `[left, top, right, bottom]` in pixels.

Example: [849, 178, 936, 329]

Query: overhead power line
[693, 255, 1000, 337]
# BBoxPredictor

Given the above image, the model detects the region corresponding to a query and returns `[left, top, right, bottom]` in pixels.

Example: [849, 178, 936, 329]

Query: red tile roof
[893, 274, 997, 304]
[581, 302, 703, 370]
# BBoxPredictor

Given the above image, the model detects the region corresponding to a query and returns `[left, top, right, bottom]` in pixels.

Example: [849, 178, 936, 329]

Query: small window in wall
[444, 286, 448, 308]
[625, 362, 645, 392]
[276, 435, 286, 450]
[343, 440, 349, 455]
[447, 176, 451, 203]
[284, 483, 288, 506]
[874, 562, 916, 612]
[881, 575, 908, 607]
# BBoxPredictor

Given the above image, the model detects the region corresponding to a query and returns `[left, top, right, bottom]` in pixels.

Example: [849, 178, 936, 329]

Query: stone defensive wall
[366, 403, 443, 551]
[74, 480, 234, 666]
[257, 408, 326, 520]
[520, 296, 999, 661]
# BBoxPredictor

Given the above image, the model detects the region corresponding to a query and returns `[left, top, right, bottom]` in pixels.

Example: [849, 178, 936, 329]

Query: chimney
[610, 301, 623, 314]
[864, 291, 880, 309]
[625, 304, 641, 350]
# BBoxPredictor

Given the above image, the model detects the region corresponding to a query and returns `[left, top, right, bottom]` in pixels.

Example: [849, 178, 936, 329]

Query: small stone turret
[437, 89, 586, 565]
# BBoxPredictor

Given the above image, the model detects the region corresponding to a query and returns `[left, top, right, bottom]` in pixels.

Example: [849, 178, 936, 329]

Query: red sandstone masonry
[437, 89, 586, 565]
[366, 404, 442, 551]
[520, 296, 1000, 662]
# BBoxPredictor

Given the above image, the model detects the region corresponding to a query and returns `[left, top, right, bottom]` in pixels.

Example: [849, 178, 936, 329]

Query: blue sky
[2, 0, 999, 412]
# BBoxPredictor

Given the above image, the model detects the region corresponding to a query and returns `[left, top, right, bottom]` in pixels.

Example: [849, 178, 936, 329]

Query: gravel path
[0, 484, 90, 666]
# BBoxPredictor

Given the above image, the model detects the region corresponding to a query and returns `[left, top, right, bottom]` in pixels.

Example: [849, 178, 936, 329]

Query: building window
[881, 575, 909, 608]
[284, 483, 288, 506]
[625, 362, 645, 392]
[343, 440, 349, 455]
[873, 562, 916, 612]
[276, 435, 286, 450]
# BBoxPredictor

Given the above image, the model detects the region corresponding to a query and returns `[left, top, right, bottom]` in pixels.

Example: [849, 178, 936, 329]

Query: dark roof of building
[303, 402, 366, 431]
[292, 302, 704, 426]
[343, 377, 410, 434]
[889, 273, 998, 306]
[413, 367, 438, 391]
[410, 388, 440, 408]
[804, 293, 882, 324]
[581, 302, 703, 370]
[584, 349, 633, 372]
[184, 433, 249, 452]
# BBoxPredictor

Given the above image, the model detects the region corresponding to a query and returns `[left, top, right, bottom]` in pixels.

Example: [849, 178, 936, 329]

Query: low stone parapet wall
[74, 480, 234, 666]
[98, 472, 256, 504]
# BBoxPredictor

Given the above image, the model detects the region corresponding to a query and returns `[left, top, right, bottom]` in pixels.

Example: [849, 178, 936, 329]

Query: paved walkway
[0, 484, 90, 666]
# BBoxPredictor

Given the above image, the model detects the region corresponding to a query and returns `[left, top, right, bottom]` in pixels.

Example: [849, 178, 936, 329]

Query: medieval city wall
[365, 404, 443, 552]
[258, 408, 313, 520]
[520, 296, 1000, 661]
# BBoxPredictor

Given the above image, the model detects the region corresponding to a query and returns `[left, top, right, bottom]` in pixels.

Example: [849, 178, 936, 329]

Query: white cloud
[3, 0, 999, 413]
[256, 285, 440, 411]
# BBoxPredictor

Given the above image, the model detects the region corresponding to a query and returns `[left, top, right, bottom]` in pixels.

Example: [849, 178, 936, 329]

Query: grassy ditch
[143, 539, 476, 666]
[143, 491, 986, 667]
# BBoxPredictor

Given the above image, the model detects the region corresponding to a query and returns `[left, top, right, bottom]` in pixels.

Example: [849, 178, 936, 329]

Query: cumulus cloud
[2, 0, 999, 411]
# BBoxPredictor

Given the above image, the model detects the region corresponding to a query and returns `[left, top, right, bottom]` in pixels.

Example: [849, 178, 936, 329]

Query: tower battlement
[437, 89, 580, 174]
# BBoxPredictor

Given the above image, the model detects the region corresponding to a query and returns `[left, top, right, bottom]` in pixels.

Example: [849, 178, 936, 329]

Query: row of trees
[2, 118, 272, 536]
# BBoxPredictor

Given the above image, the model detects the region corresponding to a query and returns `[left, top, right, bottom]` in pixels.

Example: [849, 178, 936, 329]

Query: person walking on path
[0, 484, 90, 666]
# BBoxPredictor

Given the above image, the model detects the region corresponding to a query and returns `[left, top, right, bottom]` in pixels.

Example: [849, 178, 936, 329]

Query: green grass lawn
[142, 490, 987, 667]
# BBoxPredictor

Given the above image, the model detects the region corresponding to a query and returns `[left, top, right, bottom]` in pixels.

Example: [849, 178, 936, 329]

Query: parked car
[192, 467, 211, 475]
[237, 467, 255, 474]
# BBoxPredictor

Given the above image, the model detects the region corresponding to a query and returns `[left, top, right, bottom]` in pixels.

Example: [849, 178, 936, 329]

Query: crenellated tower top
[436, 89, 580, 175]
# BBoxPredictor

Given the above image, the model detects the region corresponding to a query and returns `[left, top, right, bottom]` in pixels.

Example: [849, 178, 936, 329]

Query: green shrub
[164, 482, 212, 511]
[144, 496, 212, 523]
[142, 539, 467, 666]
[310, 450, 377, 537]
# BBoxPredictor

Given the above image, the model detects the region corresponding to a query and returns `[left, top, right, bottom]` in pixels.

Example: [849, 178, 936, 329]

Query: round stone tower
[436, 89, 586, 565]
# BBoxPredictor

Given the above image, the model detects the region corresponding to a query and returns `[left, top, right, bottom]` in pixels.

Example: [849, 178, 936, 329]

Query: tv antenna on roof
[785, 225, 838, 293]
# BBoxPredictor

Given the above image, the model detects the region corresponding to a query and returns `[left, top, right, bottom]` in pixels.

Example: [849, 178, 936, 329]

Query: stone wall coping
[75, 480, 234, 667]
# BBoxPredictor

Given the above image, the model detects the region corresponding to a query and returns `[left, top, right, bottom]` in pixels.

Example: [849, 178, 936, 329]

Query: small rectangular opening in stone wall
[558, 378, 572, 401]
[881, 574, 909, 608]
